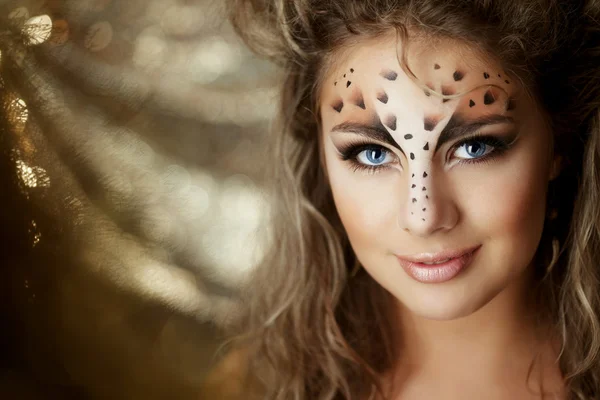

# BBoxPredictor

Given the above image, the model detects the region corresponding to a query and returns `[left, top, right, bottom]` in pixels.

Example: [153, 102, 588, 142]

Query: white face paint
[320, 32, 557, 320]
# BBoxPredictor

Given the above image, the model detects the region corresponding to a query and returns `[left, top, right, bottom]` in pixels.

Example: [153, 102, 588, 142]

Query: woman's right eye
[337, 142, 399, 174]
[356, 146, 394, 166]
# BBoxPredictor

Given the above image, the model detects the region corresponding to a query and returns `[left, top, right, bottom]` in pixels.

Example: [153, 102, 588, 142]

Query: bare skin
[320, 32, 564, 399]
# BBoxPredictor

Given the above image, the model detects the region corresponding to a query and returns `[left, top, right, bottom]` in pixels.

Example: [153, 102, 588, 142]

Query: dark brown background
[0, 0, 276, 398]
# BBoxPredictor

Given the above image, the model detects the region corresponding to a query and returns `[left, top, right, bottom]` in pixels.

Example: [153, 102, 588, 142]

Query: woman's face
[320, 33, 557, 320]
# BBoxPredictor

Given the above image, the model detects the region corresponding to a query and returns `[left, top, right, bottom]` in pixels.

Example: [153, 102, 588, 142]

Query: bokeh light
[15, 159, 51, 188]
[132, 26, 168, 71]
[5, 96, 29, 133]
[84, 21, 113, 52]
[22, 14, 53, 46]
[188, 36, 242, 85]
[0, 0, 279, 397]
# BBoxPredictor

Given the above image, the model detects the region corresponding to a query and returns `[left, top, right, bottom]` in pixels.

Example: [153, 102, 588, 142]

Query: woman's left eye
[453, 140, 494, 160]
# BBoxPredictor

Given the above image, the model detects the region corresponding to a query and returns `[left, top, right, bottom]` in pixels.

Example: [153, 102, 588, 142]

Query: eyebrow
[435, 114, 515, 152]
[330, 114, 515, 154]
[330, 120, 403, 152]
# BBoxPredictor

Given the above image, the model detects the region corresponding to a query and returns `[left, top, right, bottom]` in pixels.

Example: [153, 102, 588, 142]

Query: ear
[549, 154, 562, 181]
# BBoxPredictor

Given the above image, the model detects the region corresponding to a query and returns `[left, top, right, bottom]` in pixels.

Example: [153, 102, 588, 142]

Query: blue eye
[454, 140, 493, 160]
[357, 147, 393, 166]
[337, 142, 398, 173]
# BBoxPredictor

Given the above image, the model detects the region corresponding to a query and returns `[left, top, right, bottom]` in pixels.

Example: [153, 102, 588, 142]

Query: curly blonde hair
[224, 1, 600, 398]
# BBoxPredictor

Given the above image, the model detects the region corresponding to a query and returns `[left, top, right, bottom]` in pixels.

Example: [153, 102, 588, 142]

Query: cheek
[324, 146, 400, 250]
[459, 143, 550, 258]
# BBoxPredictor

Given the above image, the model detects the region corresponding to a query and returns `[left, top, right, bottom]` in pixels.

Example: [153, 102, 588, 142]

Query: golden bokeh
[0, 0, 277, 398]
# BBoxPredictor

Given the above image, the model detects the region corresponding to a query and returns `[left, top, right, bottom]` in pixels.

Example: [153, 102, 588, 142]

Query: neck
[389, 267, 562, 396]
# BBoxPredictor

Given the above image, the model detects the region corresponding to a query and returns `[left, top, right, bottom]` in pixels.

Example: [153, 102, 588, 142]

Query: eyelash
[337, 140, 395, 174]
[337, 134, 513, 174]
[454, 134, 512, 165]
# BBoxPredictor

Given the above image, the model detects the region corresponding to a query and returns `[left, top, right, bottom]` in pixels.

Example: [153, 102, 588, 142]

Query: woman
[213, 0, 600, 398]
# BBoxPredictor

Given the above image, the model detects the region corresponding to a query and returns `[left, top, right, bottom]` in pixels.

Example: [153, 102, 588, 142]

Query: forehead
[320, 33, 521, 132]
[326, 33, 495, 76]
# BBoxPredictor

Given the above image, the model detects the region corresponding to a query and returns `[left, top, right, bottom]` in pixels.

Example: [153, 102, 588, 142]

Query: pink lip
[396, 245, 481, 284]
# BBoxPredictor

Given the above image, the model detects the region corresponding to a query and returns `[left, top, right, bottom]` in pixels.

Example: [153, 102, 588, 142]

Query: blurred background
[0, 0, 277, 398]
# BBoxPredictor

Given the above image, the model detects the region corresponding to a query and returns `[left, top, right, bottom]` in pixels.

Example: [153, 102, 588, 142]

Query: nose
[397, 168, 459, 237]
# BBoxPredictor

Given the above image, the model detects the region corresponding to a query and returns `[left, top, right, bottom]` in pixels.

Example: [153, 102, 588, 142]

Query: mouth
[396, 245, 481, 284]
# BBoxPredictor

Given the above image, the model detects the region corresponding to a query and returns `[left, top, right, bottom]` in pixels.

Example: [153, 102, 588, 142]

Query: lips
[396, 245, 481, 284]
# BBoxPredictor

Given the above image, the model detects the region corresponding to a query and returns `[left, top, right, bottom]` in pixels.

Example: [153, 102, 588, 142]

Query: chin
[389, 277, 505, 322]
[401, 296, 483, 321]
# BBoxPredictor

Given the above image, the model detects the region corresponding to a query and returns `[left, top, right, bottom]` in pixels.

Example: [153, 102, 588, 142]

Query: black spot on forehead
[422, 187, 426, 191]
[423, 172, 428, 178]
[346, 81, 352, 88]
[434, 63, 441, 70]
[381, 70, 398, 81]
[506, 98, 517, 111]
[423, 142, 429, 151]
[410, 153, 415, 160]
[453, 71, 464, 81]
[483, 72, 490, 79]
[483, 91, 495, 105]
[441, 86, 455, 103]
[505, 80, 510, 84]
[404, 134, 413, 140]
[412, 184, 416, 188]
[469, 99, 475, 108]
[412, 198, 417, 203]
[332, 100, 344, 113]
[384, 115, 397, 131]
[377, 91, 389, 104]
[424, 117, 440, 131]
[350, 68, 354, 73]
[354, 94, 366, 110]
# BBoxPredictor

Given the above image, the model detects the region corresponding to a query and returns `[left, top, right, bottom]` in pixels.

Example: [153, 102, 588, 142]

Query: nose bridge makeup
[369, 66, 454, 224]
[326, 43, 516, 224]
